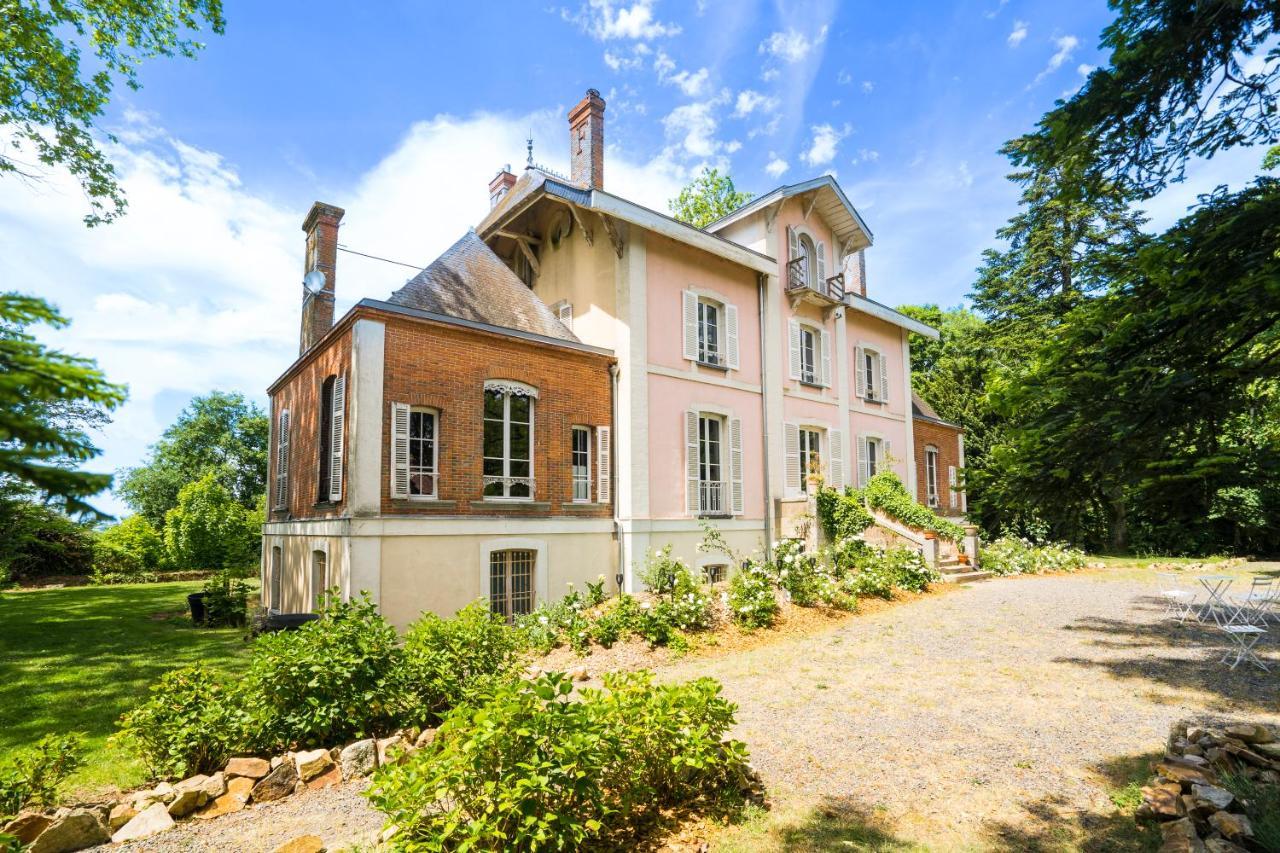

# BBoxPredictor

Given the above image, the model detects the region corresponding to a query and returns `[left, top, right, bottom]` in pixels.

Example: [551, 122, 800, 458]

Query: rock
[149, 781, 176, 804]
[1225, 724, 1273, 744]
[376, 735, 404, 767]
[414, 728, 436, 749]
[339, 739, 377, 779]
[1191, 784, 1235, 811]
[168, 774, 211, 817]
[228, 775, 255, 801]
[1208, 811, 1253, 842]
[1159, 818, 1207, 853]
[3, 812, 53, 845]
[195, 782, 250, 820]
[307, 765, 342, 790]
[225, 756, 271, 779]
[200, 771, 227, 800]
[271, 755, 284, 769]
[1157, 761, 1215, 786]
[294, 748, 334, 782]
[1252, 742, 1280, 759]
[111, 803, 175, 844]
[272, 835, 327, 853]
[568, 665, 590, 681]
[28, 808, 109, 853]
[1184, 744, 1206, 757]
[1143, 782, 1185, 819]
[1188, 727, 1209, 744]
[251, 759, 299, 803]
[1176, 753, 1208, 767]
[1204, 837, 1248, 853]
[107, 801, 137, 831]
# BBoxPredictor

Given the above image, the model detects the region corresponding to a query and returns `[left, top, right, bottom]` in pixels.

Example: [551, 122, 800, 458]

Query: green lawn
[0, 581, 253, 796]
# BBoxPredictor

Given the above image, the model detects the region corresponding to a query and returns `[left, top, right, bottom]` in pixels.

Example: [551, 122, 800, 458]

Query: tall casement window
[784, 424, 844, 492]
[409, 408, 438, 498]
[489, 549, 535, 621]
[274, 408, 290, 510]
[789, 319, 831, 386]
[316, 374, 346, 502]
[482, 381, 536, 500]
[799, 428, 821, 493]
[855, 345, 889, 403]
[571, 425, 591, 502]
[698, 415, 724, 514]
[857, 435, 889, 486]
[269, 546, 283, 611]
[799, 327, 817, 384]
[925, 445, 939, 507]
[682, 291, 740, 369]
[685, 410, 743, 515]
[310, 550, 327, 611]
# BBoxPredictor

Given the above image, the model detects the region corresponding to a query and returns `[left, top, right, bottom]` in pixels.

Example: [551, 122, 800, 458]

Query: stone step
[939, 570, 993, 584]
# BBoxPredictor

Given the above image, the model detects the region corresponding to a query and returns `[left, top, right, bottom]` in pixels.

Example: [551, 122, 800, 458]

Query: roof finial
[526, 131, 534, 169]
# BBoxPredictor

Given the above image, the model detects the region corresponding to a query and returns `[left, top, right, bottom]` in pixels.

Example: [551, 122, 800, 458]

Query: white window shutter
[784, 423, 801, 493]
[597, 426, 611, 504]
[390, 402, 410, 499]
[854, 346, 866, 398]
[820, 329, 832, 387]
[682, 290, 698, 361]
[816, 241, 826, 283]
[879, 353, 890, 403]
[857, 435, 869, 487]
[829, 429, 844, 490]
[948, 465, 957, 509]
[725, 303, 740, 370]
[788, 319, 801, 380]
[729, 417, 744, 514]
[328, 374, 346, 502]
[685, 410, 700, 514]
[787, 226, 798, 265]
[558, 302, 573, 330]
[275, 409, 290, 509]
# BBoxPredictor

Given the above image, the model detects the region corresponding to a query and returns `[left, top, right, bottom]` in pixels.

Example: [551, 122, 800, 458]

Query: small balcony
[698, 480, 729, 516]
[786, 259, 846, 314]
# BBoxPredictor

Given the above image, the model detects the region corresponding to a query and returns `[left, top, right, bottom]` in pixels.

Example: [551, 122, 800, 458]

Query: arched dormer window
[797, 233, 815, 287]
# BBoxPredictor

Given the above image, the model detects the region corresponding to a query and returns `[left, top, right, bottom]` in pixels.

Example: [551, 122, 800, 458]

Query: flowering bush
[832, 541, 939, 599]
[982, 536, 1086, 575]
[728, 564, 779, 629]
[862, 471, 967, 542]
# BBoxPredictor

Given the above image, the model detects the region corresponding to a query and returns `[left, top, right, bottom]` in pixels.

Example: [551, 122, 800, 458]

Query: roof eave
[846, 294, 939, 339]
[706, 176, 875, 250]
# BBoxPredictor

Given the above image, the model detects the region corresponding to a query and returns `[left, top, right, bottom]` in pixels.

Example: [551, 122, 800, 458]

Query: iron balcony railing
[786, 258, 846, 303]
[698, 480, 728, 514]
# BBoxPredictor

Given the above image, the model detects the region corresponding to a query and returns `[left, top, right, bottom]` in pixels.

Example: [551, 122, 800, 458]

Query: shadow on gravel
[711, 795, 927, 852]
[1050, 599, 1279, 714]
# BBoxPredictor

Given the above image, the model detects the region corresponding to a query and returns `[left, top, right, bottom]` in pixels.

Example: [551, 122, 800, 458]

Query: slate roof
[386, 230, 577, 343]
[912, 392, 961, 429]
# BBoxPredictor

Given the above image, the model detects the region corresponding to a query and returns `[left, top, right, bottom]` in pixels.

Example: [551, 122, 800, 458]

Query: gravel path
[101, 565, 1280, 851]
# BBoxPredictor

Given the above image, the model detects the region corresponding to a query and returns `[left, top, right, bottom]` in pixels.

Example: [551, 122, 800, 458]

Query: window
[864, 351, 878, 400]
[274, 409, 290, 510]
[798, 234, 815, 287]
[703, 564, 725, 584]
[483, 384, 534, 499]
[867, 438, 881, 478]
[318, 377, 334, 500]
[698, 415, 725, 514]
[315, 374, 345, 502]
[489, 549, 535, 621]
[270, 546, 282, 611]
[571, 425, 591, 502]
[799, 327, 817, 384]
[409, 408, 438, 498]
[310, 550, 327, 612]
[856, 346, 888, 403]
[925, 446, 939, 507]
[799, 428, 821, 493]
[697, 299, 721, 365]
[790, 320, 829, 386]
[683, 291, 739, 369]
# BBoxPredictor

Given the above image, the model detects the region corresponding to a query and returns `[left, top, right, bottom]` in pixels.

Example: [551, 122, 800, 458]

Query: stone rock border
[1, 727, 435, 852]
[1138, 719, 1277, 852]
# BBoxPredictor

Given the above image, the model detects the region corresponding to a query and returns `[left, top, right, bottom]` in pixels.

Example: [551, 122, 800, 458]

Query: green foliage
[0, 497, 96, 582]
[119, 391, 269, 528]
[94, 514, 167, 582]
[981, 537, 1086, 576]
[365, 671, 751, 851]
[0, 733, 83, 818]
[202, 569, 249, 627]
[863, 472, 966, 541]
[728, 565, 779, 629]
[2, 0, 225, 225]
[830, 542, 938, 599]
[0, 294, 125, 516]
[117, 665, 246, 780]
[816, 486, 873, 542]
[247, 594, 406, 749]
[1219, 771, 1280, 853]
[668, 167, 754, 228]
[402, 601, 526, 722]
[163, 472, 259, 571]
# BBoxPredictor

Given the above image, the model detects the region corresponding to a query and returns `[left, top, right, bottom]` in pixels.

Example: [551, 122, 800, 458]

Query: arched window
[797, 234, 815, 287]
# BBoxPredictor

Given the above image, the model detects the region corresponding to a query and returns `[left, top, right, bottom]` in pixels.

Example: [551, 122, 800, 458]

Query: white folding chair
[1227, 578, 1278, 627]
[1156, 572, 1197, 623]
[1209, 600, 1270, 672]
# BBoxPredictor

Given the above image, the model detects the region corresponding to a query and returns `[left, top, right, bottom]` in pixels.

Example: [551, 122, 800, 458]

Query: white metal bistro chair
[1156, 572, 1197, 623]
[1226, 577, 1278, 627]
[1195, 575, 1235, 623]
[1208, 598, 1270, 672]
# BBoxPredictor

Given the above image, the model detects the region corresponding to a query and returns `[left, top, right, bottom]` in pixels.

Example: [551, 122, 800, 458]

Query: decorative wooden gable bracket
[547, 196, 593, 247]
[802, 192, 818, 222]
[764, 199, 784, 233]
[598, 212, 623, 258]
[508, 234, 540, 276]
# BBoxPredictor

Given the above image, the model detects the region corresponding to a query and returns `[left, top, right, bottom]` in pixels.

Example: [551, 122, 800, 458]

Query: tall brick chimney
[568, 89, 605, 189]
[489, 165, 517, 209]
[300, 201, 344, 354]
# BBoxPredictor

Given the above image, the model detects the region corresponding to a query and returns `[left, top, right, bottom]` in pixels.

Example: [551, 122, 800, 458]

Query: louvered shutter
[275, 409, 290, 509]
[829, 429, 844, 490]
[787, 226, 798, 265]
[725, 303, 740, 370]
[729, 417, 744, 514]
[390, 402, 410, 499]
[883, 439, 892, 469]
[788, 319, 801, 380]
[682, 290, 698, 361]
[820, 329, 832, 387]
[854, 346, 866, 398]
[328, 374, 346, 502]
[784, 423, 801, 493]
[558, 302, 573, 330]
[948, 466, 957, 509]
[685, 411, 700, 514]
[879, 353, 890, 403]
[816, 241, 827, 285]
[592, 426, 610, 505]
[857, 435, 869, 487]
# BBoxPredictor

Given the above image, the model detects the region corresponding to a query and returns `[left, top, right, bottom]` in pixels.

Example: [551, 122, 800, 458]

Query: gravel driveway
[103, 565, 1280, 851]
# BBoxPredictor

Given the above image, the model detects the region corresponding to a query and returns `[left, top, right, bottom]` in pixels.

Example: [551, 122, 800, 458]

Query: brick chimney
[847, 249, 868, 298]
[568, 89, 605, 189]
[300, 201, 344, 354]
[489, 165, 517, 209]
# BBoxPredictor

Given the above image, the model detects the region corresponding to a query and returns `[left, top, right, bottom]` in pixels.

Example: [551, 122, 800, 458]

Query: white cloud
[747, 112, 782, 139]
[1077, 63, 1095, 77]
[1033, 35, 1080, 85]
[760, 67, 780, 82]
[861, 81, 874, 94]
[662, 100, 723, 158]
[765, 155, 789, 178]
[733, 89, 780, 118]
[852, 148, 880, 165]
[758, 26, 828, 63]
[836, 69, 852, 85]
[1007, 20, 1028, 47]
[800, 123, 850, 167]
[569, 0, 681, 40]
[603, 43, 650, 71]
[653, 49, 676, 77]
[984, 0, 1009, 18]
[667, 67, 711, 97]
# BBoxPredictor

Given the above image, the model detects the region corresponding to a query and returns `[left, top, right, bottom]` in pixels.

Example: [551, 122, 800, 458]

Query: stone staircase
[936, 555, 992, 584]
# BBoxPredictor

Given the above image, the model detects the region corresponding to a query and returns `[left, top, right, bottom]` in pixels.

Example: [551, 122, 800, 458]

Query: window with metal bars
[489, 549, 536, 621]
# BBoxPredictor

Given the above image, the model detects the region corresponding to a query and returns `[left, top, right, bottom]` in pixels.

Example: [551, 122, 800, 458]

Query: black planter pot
[188, 592, 208, 625]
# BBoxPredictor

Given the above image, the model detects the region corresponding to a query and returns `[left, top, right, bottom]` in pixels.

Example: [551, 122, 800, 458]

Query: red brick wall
[913, 418, 964, 513]
[379, 314, 614, 517]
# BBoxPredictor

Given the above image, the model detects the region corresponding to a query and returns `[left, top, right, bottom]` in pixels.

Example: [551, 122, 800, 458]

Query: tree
[2, 0, 225, 226]
[163, 473, 258, 571]
[0, 496, 96, 583]
[668, 168, 753, 228]
[119, 391, 268, 527]
[0, 294, 126, 517]
[96, 513, 166, 573]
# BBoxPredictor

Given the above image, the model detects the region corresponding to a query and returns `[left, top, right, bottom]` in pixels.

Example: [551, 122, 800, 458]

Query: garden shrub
[816, 486, 874, 542]
[247, 594, 407, 749]
[402, 601, 526, 722]
[96, 514, 166, 575]
[0, 498, 95, 582]
[0, 733, 83, 819]
[163, 473, 259, 571]
[117, 665, 248, 780]
[982, 536, 1086, 575]
[202, 568, 249, 627]
[863, 471, 966, 541]
[838, 544, 938, 599]
[728, 564, 779, 629]
[365, 671, 750, 851]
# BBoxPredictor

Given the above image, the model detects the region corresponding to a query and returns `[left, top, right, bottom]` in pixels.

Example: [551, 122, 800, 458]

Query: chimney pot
[300, 201, 344, 354]
[568, 88, 606, 190]
[488, 166, 518, 209]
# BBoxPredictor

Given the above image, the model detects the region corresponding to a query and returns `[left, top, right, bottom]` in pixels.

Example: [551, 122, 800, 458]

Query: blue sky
[1, 0, 1269, 517]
